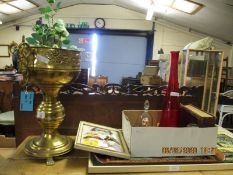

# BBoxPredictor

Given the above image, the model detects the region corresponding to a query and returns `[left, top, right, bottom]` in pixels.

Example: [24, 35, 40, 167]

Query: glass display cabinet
[181, 49, 224, 116]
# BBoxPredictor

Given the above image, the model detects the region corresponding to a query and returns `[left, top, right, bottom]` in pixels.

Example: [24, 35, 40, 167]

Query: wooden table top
[0, 136, 233, 175]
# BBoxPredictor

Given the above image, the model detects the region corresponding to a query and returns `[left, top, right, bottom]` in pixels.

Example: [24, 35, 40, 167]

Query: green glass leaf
[61, 30, 69, 37]
[33, 25, 39, 31]
[54, 21, 66, 33]
[54, 34, 60, 40]
[39, 8, 45, 14]
[47, 0, 56, 4]
[31, 33, 41, 40]
[45, 6, 52, 13]
[56, 2, 61, 10]
[28, 0, 75, 48]
[42, 35, 47, 44]
[56, 19, 65, 25]
[45, 14, 50, 20]
[44, 37, 52, 45]
[39, 6, 52, 14]
[62, 39, 70, 45]
[26, 37, 37, 45]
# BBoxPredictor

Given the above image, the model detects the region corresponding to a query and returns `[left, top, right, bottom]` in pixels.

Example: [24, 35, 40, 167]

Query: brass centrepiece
[11, 42, 80, 161]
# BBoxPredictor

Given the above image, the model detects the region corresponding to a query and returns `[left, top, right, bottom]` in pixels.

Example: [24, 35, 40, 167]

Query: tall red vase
[159, 51, 180, 127]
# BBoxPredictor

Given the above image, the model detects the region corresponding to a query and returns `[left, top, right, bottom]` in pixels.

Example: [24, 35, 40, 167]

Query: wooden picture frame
[74, 121, 130, 159]
[0, 45, 10, 57]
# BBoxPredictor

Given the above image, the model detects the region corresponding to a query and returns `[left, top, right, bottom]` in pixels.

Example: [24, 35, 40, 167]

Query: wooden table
[1, 136, 233, 175]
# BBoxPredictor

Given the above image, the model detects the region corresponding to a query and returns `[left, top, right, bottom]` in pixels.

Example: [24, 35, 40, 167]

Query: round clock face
[95, 18, 105, 28]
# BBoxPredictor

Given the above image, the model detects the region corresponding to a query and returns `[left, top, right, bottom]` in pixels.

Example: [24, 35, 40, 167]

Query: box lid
[74, 121, 130, 159]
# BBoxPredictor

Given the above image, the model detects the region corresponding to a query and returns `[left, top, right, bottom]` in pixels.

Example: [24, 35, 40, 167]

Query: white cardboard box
[122, 110, 218, 158]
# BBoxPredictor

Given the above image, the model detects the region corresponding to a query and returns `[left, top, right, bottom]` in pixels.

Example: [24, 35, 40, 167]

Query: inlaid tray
[91, 149, 224, 165]
[88, 151, 233, 174]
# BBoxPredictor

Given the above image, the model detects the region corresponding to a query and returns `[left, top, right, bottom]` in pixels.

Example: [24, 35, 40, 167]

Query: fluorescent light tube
[172, 0, 201, 14]
[9, 0, 36, 10]
[146, 4, 154, 20]
[0, 3, 21, 14]
[154, 0, 173, 6]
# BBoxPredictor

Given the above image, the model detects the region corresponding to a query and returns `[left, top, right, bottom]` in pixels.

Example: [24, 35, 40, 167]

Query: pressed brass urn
[12, 42, 80, 162]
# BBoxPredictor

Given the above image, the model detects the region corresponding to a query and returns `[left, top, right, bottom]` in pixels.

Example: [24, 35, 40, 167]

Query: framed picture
[0, 45, 10, 57]
[74, 121, 130, 159]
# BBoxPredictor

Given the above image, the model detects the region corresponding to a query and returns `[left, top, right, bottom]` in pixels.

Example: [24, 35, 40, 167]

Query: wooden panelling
[13, 93, 201, 146]
[0, 82, 13, 112]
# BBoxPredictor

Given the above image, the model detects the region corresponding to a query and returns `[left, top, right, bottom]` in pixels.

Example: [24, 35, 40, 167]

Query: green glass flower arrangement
[26, 0, 76, 49]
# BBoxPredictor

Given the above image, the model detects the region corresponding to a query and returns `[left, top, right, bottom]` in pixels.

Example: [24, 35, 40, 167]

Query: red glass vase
[159, 51, 180, 127]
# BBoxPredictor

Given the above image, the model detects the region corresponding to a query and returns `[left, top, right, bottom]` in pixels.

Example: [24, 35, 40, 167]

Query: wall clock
[94, 18, 105, 28]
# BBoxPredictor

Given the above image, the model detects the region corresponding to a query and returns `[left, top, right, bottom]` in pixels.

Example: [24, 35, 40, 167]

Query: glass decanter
[140, 100, 153, 127]
[159, 51, 180, 127]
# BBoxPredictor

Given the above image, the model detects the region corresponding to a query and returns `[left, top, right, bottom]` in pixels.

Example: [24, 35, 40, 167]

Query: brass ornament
[10, 42, 80, 164]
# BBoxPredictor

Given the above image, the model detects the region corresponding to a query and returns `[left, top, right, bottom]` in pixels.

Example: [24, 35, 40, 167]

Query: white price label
[37, 111, 45, 119]
[169, 165, 180, 171]
[36, 54, 49, 64]
[170, 92, 179, 97]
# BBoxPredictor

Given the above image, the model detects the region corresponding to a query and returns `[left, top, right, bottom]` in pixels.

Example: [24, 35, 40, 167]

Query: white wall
[0, 4, 232, 68]
[153, 19, 233, 65]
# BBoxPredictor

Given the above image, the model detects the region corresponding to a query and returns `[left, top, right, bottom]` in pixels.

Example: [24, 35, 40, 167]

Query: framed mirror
[181, 49, 224, 116]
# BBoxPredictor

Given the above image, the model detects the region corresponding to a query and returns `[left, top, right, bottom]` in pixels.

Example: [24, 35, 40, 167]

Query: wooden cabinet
[181, 49, 224, 116]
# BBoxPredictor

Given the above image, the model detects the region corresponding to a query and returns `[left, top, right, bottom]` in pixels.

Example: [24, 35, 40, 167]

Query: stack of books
[217, 127, 233, 162]
[0, 70, 22, 81]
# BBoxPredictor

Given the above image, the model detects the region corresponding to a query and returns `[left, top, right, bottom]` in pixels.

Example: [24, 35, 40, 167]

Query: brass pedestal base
[24, 134, 74, 158]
